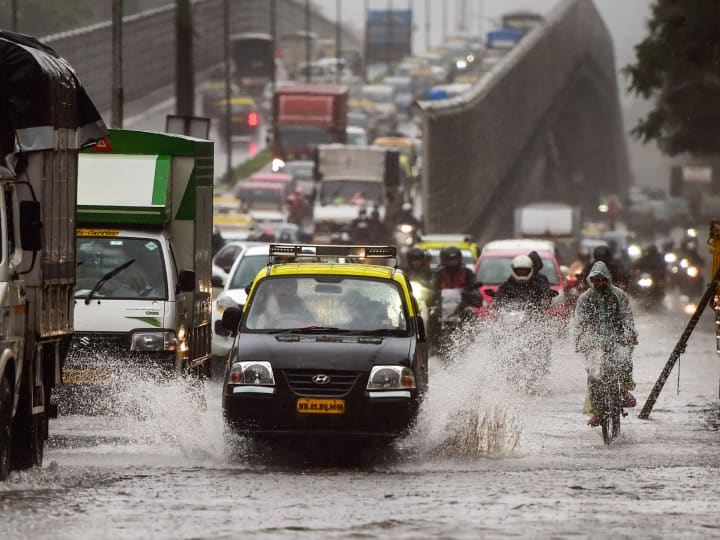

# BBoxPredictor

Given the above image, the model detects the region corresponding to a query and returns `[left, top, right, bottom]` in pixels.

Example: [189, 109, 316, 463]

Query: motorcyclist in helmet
[430, 245, 484, 309]
[403, 247, 433, 289]
[397, 202, 422, 230]
[528, 250, 557, 306]
[493, 255, 549, 312]
[579, 245, 629, 290]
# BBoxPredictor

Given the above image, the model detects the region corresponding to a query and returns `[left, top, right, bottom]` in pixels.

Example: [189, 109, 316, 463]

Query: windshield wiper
[84, 259, 135, 305]
[268, 326, 352, 334]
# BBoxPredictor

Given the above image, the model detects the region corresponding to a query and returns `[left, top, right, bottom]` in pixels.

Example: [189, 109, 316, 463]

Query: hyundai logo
[312, 374, 331, 385]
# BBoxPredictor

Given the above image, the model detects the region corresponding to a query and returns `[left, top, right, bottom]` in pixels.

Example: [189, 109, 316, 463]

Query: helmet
[402, 202, 412, 212]
[510, 255, 534, 282]
[593, 245, 611, 261]
[440, 246, 462, 269]
[406, 247, 425, 265]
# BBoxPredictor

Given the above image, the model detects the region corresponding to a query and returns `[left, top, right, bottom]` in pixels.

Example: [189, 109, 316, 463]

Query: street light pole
[11, 0, 17, 31]
[425, 0, 431, 50]
[335, 0, 342, 83]
[305, 0, 311, 83]
[270, 0, 276, 95]
[223, 0, 232, 183]
[363, 0, 369, 83]
[111, 0, 124, 128]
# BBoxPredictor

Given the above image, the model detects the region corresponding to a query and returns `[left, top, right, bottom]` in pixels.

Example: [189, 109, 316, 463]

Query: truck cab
[65, 129, 213, 387]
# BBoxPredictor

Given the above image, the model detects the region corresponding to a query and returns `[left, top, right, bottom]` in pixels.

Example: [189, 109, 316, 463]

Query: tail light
[247, 112, 259, 127]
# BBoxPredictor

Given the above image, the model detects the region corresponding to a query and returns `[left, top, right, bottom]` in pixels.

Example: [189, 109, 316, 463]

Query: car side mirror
[211, 274, 225, 288]
[177, 269, 196, 293]
[221, 306, 243, 335]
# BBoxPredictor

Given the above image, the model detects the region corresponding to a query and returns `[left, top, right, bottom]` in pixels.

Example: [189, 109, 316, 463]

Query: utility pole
[387, 0, 393, 69]
[305, 0, 311, 83]
[223, 0, 232, 183]
[175, 0, 194, 116]
[11, 0, 18, 31]
[335, 0, 342, 83]
[442, 0, 447, 42]
[270, 0, 276, 95]
[111, 0, 124, 128]
[362, 0, 369, 83]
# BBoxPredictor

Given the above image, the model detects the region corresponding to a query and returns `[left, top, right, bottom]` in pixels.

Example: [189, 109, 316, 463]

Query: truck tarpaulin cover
[0, 30, 107, 160]
[317, 145, 386, 181]
[278, 95, 335, 126]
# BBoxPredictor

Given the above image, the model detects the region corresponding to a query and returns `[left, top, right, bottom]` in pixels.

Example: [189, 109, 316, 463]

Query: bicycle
[588, 360, 626, 445]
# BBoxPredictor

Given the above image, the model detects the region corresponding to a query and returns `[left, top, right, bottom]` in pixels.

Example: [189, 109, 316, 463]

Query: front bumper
[223, 369, 420, 440]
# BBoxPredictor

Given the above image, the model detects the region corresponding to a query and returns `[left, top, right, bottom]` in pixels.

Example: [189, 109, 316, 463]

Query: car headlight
[687, 266, 699, 278]
[216, 295, 239, 317]
[366, 366, 415, 390]
[229, 361, 275, 385]
[638, 276, 654, 288]
[410, 281, 429, 303]
[130, 331, 177, 352]
[664, 252, 677, 264]
[399, 223, 414, 234]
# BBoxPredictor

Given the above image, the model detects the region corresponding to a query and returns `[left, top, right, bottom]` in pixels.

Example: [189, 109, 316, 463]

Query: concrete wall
[419, 0, 631, 240]
[44, 0, 359, 114]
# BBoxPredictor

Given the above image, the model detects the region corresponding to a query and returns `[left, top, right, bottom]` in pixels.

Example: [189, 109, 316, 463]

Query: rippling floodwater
[1, 306, 719, 539]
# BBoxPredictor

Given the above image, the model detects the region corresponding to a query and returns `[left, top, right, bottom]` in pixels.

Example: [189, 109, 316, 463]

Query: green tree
[623, 0, 720, 156]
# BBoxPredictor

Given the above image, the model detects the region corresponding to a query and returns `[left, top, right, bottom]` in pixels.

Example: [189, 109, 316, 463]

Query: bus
[230, 32, 274, 96]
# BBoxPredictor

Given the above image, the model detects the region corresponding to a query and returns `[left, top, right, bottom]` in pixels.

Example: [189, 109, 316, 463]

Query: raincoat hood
[587, 260, 612, 286]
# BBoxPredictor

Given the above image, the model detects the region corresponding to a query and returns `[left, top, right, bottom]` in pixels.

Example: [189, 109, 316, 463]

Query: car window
[228, 254, 268, 290]
[244, 276, 408, 332]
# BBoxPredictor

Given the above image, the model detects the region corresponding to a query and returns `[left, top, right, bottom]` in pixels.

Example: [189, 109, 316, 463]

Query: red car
[474, 239, 570, 319]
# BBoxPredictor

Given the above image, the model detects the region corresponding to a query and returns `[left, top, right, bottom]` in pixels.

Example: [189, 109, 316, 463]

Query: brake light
[247, 112, 259, 127]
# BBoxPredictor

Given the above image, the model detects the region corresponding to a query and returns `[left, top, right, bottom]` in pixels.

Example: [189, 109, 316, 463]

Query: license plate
[63, 368, 113, 385]
[296, 398, 345, 414]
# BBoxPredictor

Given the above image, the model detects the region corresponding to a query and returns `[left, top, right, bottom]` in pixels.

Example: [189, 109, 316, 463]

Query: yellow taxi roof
[218, 96, 257, 107]
[268, 262, 396, 279]
[373, 137, 413, 148]
[416, 241, 479, 257]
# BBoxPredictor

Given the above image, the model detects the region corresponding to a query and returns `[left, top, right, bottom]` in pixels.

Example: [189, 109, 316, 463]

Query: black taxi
[220, 244, 429, 442]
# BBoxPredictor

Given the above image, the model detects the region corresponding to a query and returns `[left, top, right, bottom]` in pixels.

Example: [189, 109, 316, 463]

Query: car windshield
[347, 130, 366, 145]
[277, 125, 334, 147]
[319, 180, 383, 206]
[244, 276, 408, 333]
[75, 237, 167, 300]
[228, 254, 269, 290]
[476, 256, 559, 285]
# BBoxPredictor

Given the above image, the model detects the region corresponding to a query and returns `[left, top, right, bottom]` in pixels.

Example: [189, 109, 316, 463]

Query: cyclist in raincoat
[573, 261, 638, 426]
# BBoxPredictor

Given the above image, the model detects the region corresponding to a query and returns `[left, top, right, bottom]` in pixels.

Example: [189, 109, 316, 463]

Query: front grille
[283, 369, 363, 397]
[71, 333, 129, 352]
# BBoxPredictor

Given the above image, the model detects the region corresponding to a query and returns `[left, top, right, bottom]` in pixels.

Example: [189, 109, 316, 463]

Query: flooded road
[2, 306, 719, 539]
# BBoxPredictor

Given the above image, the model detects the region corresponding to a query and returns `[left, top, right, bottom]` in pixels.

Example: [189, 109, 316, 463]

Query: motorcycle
[629, 270, 665, 310]
[489, 300, 552, 393]
[427, 288, 476, 362]
[393, 222, 419, 258]
[674, 257, 704, 299]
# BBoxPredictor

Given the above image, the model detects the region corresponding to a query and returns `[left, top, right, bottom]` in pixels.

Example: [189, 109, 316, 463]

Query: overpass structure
[418, 0, 632, 242]
[43, 0, 360, 115]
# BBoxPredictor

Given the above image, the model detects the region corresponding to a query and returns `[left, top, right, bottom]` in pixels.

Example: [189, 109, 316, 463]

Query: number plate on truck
[296, 398, 345, 414]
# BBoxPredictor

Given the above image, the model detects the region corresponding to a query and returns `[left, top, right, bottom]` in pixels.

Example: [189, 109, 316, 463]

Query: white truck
[513, 202, 582, 266]
[63, 129, 214, 395]
[0, 31, 107, 479]
[313, 144, 400, 243]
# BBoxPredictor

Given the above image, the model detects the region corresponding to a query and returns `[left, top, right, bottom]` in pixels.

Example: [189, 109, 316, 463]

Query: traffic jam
[2, 1, 720, 538]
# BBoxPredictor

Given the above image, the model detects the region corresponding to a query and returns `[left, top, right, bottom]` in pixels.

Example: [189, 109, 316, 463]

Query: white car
[212, 244, 271, 369]
[212, 240, 265, 288]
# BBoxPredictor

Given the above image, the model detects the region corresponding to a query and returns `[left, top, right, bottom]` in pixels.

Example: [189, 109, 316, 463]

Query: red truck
[272, 84, 348, 165]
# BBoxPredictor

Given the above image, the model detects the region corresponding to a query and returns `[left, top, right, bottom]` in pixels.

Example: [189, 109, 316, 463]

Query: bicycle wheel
[611, 412, 621, 439]
[601, 417, 611, 445]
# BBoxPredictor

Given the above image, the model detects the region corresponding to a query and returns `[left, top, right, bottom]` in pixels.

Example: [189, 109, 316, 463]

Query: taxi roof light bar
[268, 244, 397, 260]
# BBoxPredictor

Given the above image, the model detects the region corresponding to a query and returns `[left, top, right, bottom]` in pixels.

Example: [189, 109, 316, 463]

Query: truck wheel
[10, 394, 44, 471]
[0, 376, 12, 480]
